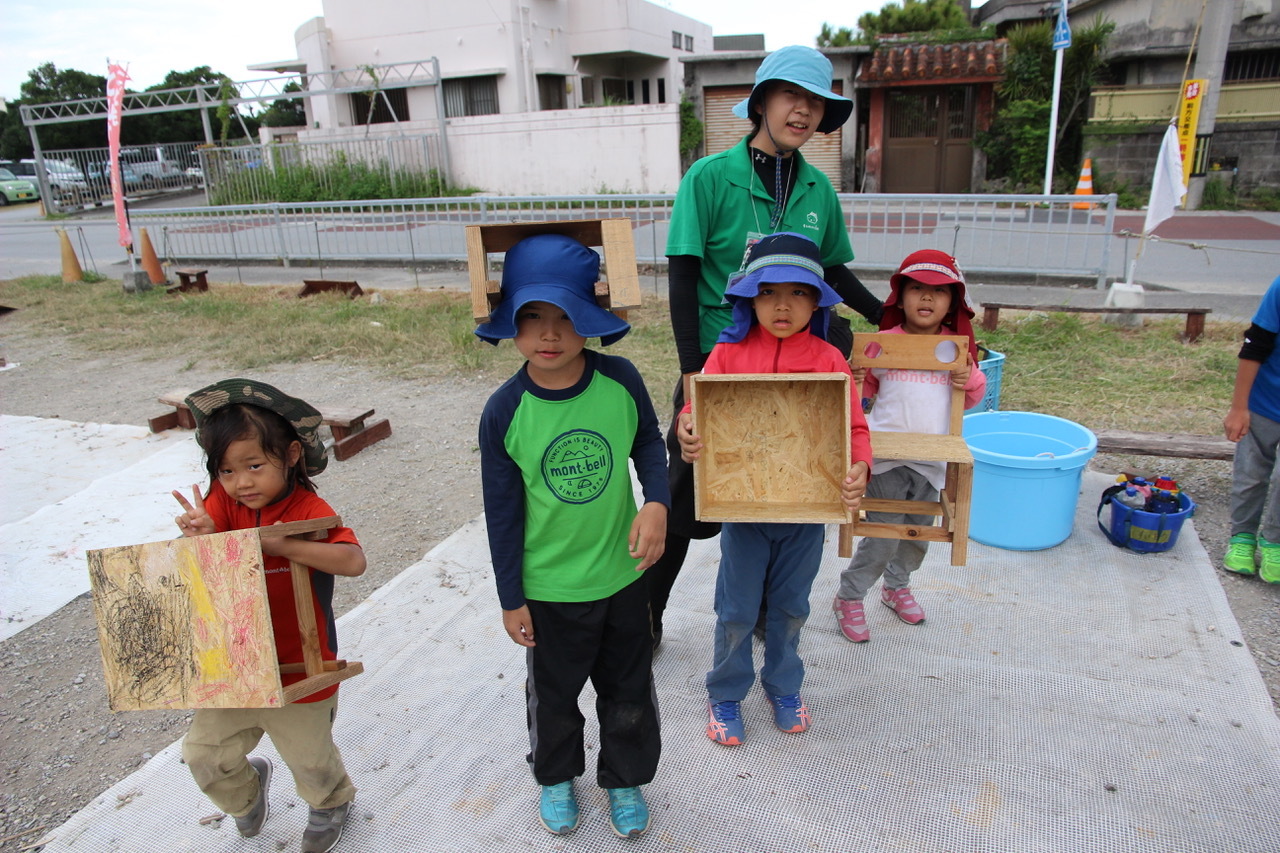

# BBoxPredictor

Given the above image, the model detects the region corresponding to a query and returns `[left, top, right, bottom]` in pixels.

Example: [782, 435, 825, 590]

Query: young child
[475, 233, 669, 839]
[1223, 273, 1280, 582]
[676, 232, 872, 745]
[832, 250, 986, 643]
[171, 378, 366, 853]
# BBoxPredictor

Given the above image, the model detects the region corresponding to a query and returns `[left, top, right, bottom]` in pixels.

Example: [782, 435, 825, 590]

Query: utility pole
[1183, 0, 1239, 210]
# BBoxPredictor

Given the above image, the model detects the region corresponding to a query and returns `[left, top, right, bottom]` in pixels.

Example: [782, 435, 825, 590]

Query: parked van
[118, 146, 184, 187]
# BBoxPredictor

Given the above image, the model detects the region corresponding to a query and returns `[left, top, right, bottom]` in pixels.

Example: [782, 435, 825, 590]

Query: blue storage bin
[965, 348, 1004, 414]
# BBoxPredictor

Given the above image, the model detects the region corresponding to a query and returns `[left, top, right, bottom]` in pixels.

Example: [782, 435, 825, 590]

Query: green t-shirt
[666, 135, 855, 354]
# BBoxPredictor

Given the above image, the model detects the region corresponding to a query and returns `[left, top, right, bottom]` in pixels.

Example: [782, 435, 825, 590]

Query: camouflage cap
[184, 378, 328, 476]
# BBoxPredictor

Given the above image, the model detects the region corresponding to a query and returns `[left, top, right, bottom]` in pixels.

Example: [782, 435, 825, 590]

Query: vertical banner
[1176, 79, 1206, 188]
[106, 61, 132, 250]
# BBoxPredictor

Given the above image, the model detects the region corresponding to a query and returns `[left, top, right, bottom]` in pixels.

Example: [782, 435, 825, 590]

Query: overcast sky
[3, 0, 991, 102]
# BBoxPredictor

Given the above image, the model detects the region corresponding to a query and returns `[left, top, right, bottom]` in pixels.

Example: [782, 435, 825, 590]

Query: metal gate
[882, 86, 975, 194]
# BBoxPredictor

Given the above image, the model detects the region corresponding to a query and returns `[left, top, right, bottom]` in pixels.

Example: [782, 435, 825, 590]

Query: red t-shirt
[204, 481, 360, 703]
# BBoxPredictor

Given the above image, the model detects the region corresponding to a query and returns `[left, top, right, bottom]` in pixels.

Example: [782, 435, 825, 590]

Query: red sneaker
[880, 587, 925, 624]
[833, 597, 869, 643]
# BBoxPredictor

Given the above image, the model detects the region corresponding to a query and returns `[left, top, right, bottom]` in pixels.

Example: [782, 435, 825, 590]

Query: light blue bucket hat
[732, 45, 853, 135]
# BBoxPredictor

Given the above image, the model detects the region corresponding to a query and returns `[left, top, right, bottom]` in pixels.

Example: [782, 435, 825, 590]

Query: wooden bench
[980, 302, 1211, 343]
[149, 391, 392, 461]
[1093, 428, 1235, 461]
[170, 268, 209, 293]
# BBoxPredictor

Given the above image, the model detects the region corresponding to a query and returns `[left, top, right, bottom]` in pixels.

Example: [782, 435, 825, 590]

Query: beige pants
[182, 694, 356, 815]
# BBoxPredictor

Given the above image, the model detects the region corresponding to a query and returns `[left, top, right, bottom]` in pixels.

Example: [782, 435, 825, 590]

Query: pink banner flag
[106, 61, 132, 250]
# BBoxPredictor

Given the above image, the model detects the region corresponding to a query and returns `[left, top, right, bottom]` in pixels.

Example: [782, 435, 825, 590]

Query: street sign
[1053, 0, 1072, 50]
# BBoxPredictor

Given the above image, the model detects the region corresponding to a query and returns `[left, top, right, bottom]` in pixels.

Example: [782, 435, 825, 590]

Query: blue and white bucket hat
[475, 233, 630, 346]
[732, 45, 854, 135]
[719, 232, 842, 343]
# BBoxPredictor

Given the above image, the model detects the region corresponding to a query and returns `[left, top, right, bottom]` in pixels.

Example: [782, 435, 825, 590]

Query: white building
[252, 0, 713, 194]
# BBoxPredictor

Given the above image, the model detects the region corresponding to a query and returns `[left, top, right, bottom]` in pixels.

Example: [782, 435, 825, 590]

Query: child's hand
[840, 461, 870, 511]
[259, 521, 289, 556]
[951, 353, 973, 389]
[1224, 406, 1251, 442]
[851, 365, 868, 387]
[676, 411, 703, 463]
[503, 605, 536, 647]
[629, 501, 668, 571]
[172, 485, 216, 537]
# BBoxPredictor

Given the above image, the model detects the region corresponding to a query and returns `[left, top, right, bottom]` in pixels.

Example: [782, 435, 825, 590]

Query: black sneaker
[234, 756, 272, 837]
[301, 801, 351, 853]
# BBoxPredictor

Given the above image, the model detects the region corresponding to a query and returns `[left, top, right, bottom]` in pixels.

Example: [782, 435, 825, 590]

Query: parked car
[1, 158, 88, 195]
[0, 168, 40, 205]
[85, 161, 145, 194]
[118, 146, 184, 187]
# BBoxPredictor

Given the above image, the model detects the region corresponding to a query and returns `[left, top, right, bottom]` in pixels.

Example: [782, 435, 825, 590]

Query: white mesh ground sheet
[33, 472, 1280, 852]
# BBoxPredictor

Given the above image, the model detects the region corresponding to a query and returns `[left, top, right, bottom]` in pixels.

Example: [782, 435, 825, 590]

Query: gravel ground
[1, 320, 1278, 852]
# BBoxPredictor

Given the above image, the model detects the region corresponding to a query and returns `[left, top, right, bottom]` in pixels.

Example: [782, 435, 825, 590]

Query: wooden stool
[171, 268, 209, 293]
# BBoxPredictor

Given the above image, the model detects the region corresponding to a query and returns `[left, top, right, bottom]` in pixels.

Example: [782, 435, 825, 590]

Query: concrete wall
[1086, 122, 1280, 194]
[445, 104, 681, 194]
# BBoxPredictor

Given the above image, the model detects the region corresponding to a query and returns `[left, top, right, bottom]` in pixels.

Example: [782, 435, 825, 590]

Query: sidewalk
[26, 470, 1280, 853]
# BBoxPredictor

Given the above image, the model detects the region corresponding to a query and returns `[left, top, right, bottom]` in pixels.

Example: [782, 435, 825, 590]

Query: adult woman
[649, 45, 883, 645]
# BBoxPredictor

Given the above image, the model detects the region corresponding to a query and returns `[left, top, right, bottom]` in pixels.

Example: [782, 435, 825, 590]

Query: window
[1224, 49, 1280, 82]
[351, 88, 410, 124]
[641, 79, 651, 105]
[627, 80, 635, 103]
[581, 76, 595, 105]
[672, 30, 682, 49]
[443, 76, 499, 117]
[537, 75, 566, 110]
[684, 34, 694, 52]
[657, 78, 666, 104]
[602, 78, 628, 104]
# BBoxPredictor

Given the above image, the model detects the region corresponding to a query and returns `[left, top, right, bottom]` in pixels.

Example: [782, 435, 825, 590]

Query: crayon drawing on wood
[87, 529, 283, 711]
[692, 373, 851, 525]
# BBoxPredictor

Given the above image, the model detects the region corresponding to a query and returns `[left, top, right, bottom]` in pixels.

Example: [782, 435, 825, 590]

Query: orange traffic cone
[56, 228, 83, 283]
[1071, 158, 1095, 209]
[138, 227, 166, 285]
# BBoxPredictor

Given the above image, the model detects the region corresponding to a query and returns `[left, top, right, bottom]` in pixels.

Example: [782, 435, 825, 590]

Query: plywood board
[87, 530, 283, 711]
[466, 219, 640, 322]
[692, 373, 851, 524]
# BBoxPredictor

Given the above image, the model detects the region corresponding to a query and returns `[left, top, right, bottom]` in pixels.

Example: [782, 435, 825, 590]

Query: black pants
[525, 578, 661, 788]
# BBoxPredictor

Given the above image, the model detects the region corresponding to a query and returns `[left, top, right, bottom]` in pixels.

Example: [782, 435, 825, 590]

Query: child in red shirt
[172, 378, 365, 853]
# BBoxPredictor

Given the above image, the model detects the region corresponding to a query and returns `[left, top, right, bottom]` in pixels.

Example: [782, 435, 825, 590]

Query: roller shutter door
[703, 84, 844, 191]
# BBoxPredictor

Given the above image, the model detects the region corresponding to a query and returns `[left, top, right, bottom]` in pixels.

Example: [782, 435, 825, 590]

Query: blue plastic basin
[963, 411, 1098, 550]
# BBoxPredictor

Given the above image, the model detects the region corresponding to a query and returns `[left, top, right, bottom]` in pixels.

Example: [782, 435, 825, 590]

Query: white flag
[1143, 121, 1185, 236]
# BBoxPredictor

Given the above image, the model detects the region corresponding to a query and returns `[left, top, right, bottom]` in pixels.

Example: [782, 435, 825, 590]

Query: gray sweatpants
[837, 465, 936, 601]
[1229, 409, 1280, 542]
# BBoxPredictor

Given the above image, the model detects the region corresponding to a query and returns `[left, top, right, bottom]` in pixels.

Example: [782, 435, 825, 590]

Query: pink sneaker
[832, 597, 869, 643]
[880, 587, 925, 624]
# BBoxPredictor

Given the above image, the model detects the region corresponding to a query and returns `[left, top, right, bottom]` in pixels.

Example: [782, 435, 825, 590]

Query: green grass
[0, 275, 1243, 434]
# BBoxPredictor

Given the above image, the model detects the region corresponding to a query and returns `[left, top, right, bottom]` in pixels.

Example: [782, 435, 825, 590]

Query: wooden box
[87, 517, 362, 711]
[691, 373, 852, 524]
[466, 218, 640, 323]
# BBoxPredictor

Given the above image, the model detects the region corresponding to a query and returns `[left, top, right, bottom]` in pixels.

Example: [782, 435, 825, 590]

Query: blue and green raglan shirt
[480, 349, 670, 610]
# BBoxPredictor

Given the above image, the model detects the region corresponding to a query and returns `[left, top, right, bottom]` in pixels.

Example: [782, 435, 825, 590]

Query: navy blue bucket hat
[719, 232, 842, 343]
[474, 233, 631, 346]
[733, 45, 854, 135]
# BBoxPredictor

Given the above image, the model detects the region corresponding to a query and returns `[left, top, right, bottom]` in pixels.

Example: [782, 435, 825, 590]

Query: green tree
[976, 16, 1115, 189]
[258, 82, 308, 128]
[857, 0, 969, 39]
[127, 66, 249, 144]
[12, 63, 108, 153]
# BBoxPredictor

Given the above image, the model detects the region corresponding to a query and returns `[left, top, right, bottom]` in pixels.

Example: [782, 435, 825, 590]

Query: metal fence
[132, 193, 1118, 286]
[199, 135, 447, 206]
[16, 142, 205, 212]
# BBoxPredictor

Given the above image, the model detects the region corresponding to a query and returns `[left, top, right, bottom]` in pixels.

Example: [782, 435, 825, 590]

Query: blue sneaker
[767, 692, 811, 733]
[606, 786, 650, 839]
[706, 700, 745, 745]
[538, 781, 578, 835]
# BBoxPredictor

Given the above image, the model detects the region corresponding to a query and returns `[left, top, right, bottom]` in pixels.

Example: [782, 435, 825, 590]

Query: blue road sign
[1053, 2, 1072, 49]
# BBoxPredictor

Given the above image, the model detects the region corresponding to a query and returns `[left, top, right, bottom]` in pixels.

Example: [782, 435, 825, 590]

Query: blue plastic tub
[1106, 492, 1197, 553]
[963, 411, 1098, 550]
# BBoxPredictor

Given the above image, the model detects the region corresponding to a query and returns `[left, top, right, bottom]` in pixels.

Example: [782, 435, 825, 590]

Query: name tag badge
[740, 232, 765, 271]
